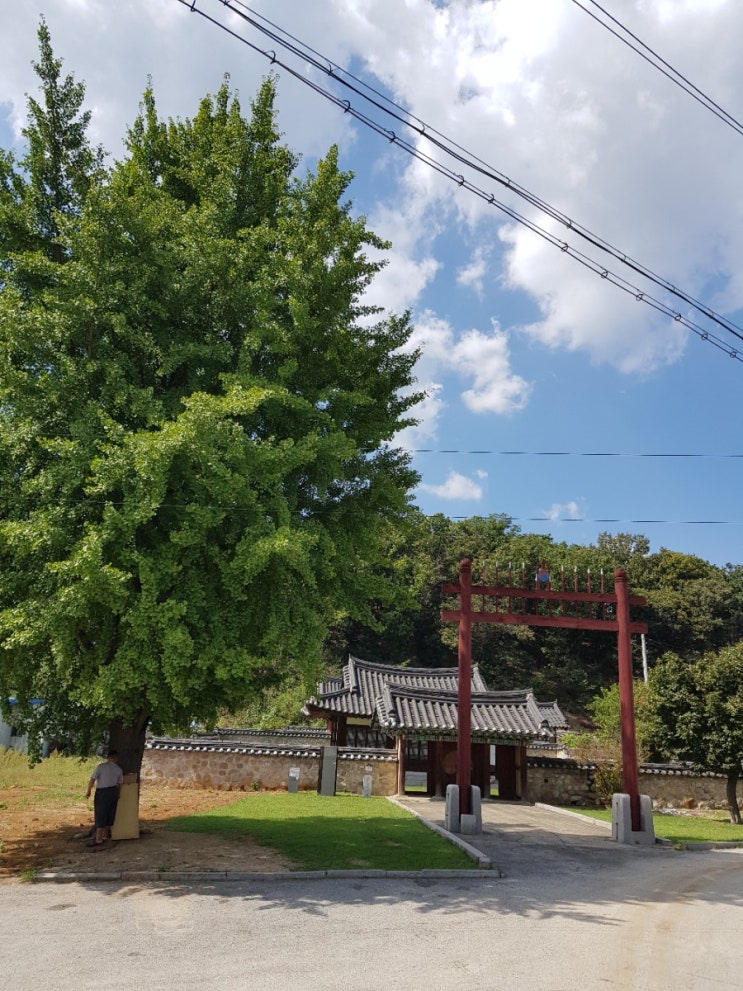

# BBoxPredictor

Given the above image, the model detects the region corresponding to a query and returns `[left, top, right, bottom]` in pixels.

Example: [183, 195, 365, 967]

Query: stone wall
[527, 758, 731, 810]
[336, 755, 398, 796]
[527, 760, 599, 807]
[142, 746, 321, 792]
[142, 742, 396, 797]
[638, 769, 729, 810]
[142, 740, 731, 809]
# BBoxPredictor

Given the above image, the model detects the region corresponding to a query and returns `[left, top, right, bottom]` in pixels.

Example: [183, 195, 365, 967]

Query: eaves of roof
[375, 685, 555, 743]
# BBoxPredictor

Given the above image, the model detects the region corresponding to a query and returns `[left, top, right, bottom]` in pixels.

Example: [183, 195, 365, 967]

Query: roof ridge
[348, 654, 462, 676]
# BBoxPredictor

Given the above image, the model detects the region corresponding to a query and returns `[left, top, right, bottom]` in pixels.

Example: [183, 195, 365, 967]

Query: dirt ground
[0, 785, 293, 881]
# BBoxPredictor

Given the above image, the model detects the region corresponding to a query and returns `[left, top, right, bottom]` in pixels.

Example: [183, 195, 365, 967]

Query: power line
[569, 0, 743, 139]
[412, 450, 743, 459]
[445, 512, 743, 527]
[176, 0, 743, 364]
[456, 516, 743, 526]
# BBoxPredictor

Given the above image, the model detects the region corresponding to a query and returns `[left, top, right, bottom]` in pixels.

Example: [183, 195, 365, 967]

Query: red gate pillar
[615, 568, 640, 832]
[457, 559, 473, 815]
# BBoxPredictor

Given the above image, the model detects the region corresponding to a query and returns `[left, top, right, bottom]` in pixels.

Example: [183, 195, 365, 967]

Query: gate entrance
[442, 560, 648, 829]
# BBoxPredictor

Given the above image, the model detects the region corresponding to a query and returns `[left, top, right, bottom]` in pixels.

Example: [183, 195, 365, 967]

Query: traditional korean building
[302, 655, 567, 800]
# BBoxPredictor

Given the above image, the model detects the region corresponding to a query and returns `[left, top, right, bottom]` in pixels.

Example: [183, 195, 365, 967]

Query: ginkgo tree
[0, 25, 421, 776]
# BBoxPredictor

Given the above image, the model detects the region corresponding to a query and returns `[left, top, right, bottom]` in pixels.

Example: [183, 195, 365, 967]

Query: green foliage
[0, 18, 105, 273]
[645, 645, 743, 822]
[587, 681, 651, 752]
[321, 518, 743, 717]
[565, 806, 743, 843]
[562, 681, 652, 804]
[217, 678, 320, 729]
[0, 31, 421, 769]
[640, 551, 739, 657]
[167, 792, 475, 871]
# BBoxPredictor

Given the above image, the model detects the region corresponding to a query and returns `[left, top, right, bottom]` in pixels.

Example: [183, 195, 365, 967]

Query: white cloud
[331, 0, 743, 373]
[419, 471, 484, 501]
[456, 322, 532, 414]
[5, 0, 743, 399]
[363, 160, 446, 315]
[0, 1, 355, 159]
[456, 246, 489, 296]
[395, 382, 445, 450]
[503, 226, 688, 373]
[542, 501, 582, 522]
[396, 311, 531, 443]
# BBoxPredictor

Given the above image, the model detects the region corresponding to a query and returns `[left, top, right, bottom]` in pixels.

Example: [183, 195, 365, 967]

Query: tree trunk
[107, 710, 150, 780]
[726, 772, 741, 824]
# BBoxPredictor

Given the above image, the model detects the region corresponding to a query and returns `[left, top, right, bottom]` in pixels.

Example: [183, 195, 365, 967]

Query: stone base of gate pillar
[611, 793, 655, 845]
[445, 784, 483, 834]
[461, 785, 482, 835]
[445, 784, 460, 833]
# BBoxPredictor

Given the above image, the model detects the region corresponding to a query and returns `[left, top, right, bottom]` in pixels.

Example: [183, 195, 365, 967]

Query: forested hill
[323, 511, 743, 713]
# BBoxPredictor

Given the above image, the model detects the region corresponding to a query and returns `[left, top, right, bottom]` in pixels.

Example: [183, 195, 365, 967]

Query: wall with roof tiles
[639, 770, 729, 810]
[142, 748, 321, 791]
[142, 744, 730, 809]
[527, 761, 730, 810]
[141, 746, 398, 796]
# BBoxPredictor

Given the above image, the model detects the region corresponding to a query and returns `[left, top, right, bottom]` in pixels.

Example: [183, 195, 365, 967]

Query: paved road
[2, 802, 742, 991]
[397, 795, 628, 876]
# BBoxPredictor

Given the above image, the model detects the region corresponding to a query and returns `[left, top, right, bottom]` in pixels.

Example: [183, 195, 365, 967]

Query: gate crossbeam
[441, 608, 647, 633]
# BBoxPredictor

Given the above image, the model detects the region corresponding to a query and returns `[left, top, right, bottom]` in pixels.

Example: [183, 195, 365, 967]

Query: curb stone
[387, 795, 492, 869]
[32, 868, 496, 884]
[30, 804, 495, 883]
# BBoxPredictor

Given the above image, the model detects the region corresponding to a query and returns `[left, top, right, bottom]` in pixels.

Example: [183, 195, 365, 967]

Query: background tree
[645, 648, 743, 823]
[0, 33, 421, 776]
[320, 516, 743, 717]
[640, 550, 738, 658]
[563, 680, 651, 804]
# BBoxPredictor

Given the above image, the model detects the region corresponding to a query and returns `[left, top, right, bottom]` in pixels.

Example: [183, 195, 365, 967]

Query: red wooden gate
[442, 560, 648, 829]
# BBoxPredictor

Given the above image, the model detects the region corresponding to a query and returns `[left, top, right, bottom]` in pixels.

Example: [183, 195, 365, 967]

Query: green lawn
[565, 806, 743, 845]
[0, 747, 97, 806]
[167, 791, 477, 871]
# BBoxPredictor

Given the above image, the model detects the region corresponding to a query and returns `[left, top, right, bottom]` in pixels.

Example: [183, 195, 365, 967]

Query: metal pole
[457, 558, 472, 816]
[615, 568, 640, 831]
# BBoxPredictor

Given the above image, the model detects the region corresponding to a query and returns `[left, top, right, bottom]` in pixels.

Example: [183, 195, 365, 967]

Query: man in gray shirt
[86, 750, 124, 846]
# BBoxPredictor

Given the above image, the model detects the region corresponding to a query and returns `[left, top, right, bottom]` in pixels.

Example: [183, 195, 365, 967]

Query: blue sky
[2, 0, 742, 567]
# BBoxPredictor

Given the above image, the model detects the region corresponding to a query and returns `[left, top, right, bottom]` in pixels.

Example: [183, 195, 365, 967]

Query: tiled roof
[537, 700, 569, 730]
[302, 654, 567, 742]
[315, 677, 343, 696]
[375, 684, 556, 743]
[304, 655, 489, 718]
[145, 737, 395, 762]
[194, 727, 331, 742]
[527, 756, 727, 779]
[145, 738, 323, 758]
